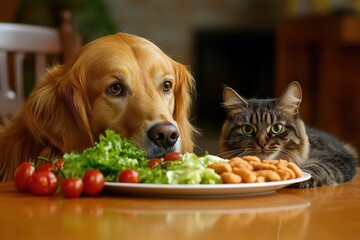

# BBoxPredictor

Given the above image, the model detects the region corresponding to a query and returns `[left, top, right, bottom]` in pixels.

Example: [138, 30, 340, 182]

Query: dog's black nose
[147, 122, 179, 149]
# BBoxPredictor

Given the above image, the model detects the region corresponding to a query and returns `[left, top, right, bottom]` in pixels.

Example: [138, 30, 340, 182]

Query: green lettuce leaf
[62, 129, 148, 181]
[165, 153, 223, 184]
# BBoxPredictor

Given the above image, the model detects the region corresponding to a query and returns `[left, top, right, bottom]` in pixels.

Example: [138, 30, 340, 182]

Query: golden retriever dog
[0, 33, 196, 181]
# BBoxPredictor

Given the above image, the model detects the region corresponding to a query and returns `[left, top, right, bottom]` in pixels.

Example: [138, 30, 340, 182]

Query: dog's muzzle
[147, 122, 179, 150]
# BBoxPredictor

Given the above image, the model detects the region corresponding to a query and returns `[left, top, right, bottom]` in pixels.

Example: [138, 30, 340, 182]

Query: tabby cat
[219, 81, 357, 188]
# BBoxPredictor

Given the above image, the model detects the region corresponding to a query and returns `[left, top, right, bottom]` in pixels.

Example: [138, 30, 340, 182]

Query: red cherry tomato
[38, 162, 53, 172]
[55, 159, 64, 170]
[14, 162, 35, 192]
[148, 158, 162, 168]
[61, 178, 84, 198]
[38, 161, 62, 182]
[39, 159, 64, 172]
[118, 169, 140, 183]
[83, 169, 104, 196]
[29, 170, 59, 196]
[164, 152, 183, 162]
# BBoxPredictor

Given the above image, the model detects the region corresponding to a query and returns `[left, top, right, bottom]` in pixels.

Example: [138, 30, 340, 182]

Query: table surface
[1, 171, 359, 240]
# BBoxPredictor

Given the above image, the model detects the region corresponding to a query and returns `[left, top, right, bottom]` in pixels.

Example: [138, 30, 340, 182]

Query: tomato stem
[35, 156, 52, 166]
[57, 167, 66, 179]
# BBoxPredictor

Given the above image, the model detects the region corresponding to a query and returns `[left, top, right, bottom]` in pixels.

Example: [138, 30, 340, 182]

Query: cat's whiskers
[217, 139, 234, 144]
[278, 149, 302, 165]
[193, 141, 205, 154]
[218, 148, 245, 159]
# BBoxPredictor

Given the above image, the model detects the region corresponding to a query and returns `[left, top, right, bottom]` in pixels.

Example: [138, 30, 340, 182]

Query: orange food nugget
[250, 162, 277, 171]
[242, 156, 261, 163]
[278, 166, 296, 179]
[232, 168, 257, 183]
[262, 159, 279, 165]
[256, 170, 281, 182]
[221, 172, 242, 184]
[287, 162, 303, 178]
[256, 176, 266, 183]
[276, 159, 289, 168]
[228, 157, 254, 171]
[276, 169, 291, 180]
[208, 162, 232, 174]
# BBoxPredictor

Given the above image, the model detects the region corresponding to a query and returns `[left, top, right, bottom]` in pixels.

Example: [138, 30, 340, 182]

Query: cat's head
[219, 81, 309, 164]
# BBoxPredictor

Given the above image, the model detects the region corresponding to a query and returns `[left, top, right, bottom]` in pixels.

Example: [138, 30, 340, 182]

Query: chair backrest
[0, 11, 81, 121]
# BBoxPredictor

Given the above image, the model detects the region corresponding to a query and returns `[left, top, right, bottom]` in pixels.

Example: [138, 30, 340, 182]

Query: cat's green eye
[242, 125, 255, 136]
[271, 123, 283, 135]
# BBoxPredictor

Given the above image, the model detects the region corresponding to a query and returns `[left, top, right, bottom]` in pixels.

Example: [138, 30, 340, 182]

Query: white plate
[104, 172, 311, 198]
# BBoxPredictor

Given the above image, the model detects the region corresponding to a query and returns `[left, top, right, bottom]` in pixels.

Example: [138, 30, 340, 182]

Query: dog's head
[24, 33, 196, 158]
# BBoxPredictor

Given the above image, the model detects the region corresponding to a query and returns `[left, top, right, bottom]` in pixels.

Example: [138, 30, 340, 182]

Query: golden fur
[0, 33, 196, 181]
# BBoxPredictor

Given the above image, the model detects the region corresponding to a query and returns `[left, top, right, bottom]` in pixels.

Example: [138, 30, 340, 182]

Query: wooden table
[1, 172, 359, 240]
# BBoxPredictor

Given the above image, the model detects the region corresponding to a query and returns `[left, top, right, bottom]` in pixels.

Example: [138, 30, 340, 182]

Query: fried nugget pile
[208, 156, 303, 184]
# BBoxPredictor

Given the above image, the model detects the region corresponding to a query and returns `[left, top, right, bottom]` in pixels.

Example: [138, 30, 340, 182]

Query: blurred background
[1, 0, 360, 155]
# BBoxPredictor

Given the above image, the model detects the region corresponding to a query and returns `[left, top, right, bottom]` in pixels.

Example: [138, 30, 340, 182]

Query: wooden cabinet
[276, 16, 360, 150]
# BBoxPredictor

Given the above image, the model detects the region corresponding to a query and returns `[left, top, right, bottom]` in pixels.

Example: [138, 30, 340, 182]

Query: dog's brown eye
[107, 83, 123, 96]
[163, 81, 172, 93]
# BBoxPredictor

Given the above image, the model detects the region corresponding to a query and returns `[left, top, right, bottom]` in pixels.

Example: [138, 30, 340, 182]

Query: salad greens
[165, 153, 225, 184]
[63, 130, 148, 181]
[62, 129, 224, 184]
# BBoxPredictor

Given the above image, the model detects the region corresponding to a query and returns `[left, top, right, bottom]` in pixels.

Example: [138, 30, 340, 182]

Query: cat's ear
[277, 81, 302, 115]
[222, 87, 248, 111]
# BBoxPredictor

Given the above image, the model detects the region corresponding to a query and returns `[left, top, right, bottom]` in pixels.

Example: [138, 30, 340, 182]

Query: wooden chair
[0, 11, 81, 122]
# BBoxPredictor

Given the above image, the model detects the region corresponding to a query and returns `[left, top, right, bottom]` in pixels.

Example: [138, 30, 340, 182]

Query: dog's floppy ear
[24, 65, 94, 153]
[172, 62, 197, 152]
